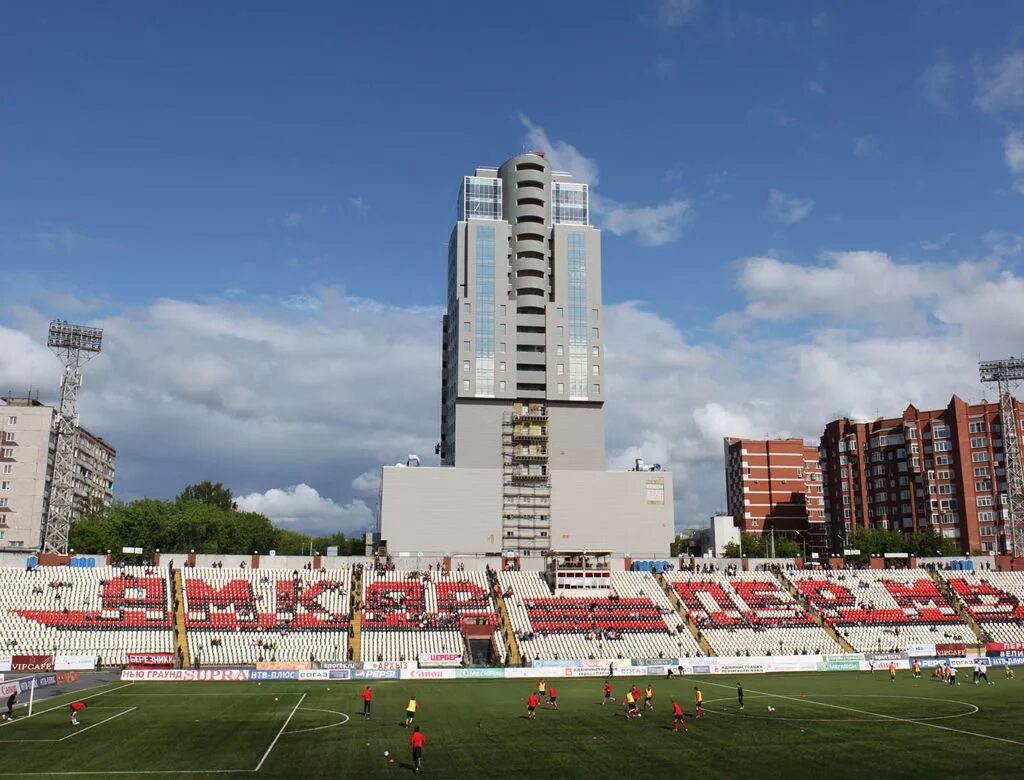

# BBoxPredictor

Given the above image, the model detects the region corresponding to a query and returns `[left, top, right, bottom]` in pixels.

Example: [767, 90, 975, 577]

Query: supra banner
[121, 668, 250, 682]
[11, 655, 53, 671]
[127, 652, 175, 669]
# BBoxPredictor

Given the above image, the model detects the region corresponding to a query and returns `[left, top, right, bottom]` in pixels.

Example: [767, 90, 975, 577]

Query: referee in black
[736, 682, 744, 711]
[4, 691, 16, 721]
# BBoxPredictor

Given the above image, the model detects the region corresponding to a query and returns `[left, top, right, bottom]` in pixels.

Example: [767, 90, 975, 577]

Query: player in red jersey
[547, 684, 558, 710]
[361, 686, 373, 718]
[410, 726, 425, 772]
[69, 701, 87, 726]
[671, 698, 688, 733]
[526, 692, 540, 719]
[602, 681, 613, 706]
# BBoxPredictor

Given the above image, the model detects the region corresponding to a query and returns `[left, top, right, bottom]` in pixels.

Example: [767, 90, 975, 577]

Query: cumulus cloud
[767, 189, 814, 224]
[975, 51, 1024, 113]
[351, 469, 382, 495]
[922, 62, 956, 110]
[807, 80, 826, 95]
[236, 484, 374, 536]
[1005, 131, 1024, 194]
[852, 134, 879, 159]
[656, 0, 703, 28]
[519, 115, 692, 246]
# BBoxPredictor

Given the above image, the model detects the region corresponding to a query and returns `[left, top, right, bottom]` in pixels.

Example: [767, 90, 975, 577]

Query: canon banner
[11, 655, 53, 672]
[127, 652, 175, 669]
[121, 668, 250, 682]
[418, 653, 462, 668]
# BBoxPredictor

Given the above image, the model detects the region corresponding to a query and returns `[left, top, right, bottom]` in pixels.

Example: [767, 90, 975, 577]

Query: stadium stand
[665, 570, 844, 656]
[942, 570, 1024, 643]
[0, 565, 174, 665]
[498, 570, 702, 661]
[788, 569, 978, 651]
[359, 569, 504, 663]
[183, 567, 350, 666]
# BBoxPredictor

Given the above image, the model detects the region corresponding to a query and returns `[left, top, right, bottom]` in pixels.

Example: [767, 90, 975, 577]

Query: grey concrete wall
[0, 404, 52, 550]
[547, 403, 605, 470]
[549, 470, 674, 555]
[379, 466, 502, 554]
[452, 401, 507, 468]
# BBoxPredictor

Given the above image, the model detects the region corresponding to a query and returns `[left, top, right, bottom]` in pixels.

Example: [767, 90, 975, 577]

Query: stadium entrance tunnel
[700, 694, 979, 723]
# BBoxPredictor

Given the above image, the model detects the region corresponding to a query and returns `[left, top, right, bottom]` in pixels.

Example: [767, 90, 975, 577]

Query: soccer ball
[384, 751, 390, 757]
[768, 706, 775, 712]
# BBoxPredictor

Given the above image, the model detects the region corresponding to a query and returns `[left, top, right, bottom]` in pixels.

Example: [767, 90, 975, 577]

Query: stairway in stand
[172, 568, 190, 667]
[774, 570, 856, 653]
[658, 573, 716, 656]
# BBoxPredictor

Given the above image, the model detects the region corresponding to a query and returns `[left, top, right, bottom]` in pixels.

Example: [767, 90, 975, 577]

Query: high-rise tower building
[440, 153, 604, 471]
[378, 153, 673, 558]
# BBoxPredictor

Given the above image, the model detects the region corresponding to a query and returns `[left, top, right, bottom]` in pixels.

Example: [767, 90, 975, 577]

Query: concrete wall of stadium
[378, 466, 674, 556]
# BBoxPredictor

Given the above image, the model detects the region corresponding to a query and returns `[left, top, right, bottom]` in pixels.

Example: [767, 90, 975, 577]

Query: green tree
[177, 481, 236, 511]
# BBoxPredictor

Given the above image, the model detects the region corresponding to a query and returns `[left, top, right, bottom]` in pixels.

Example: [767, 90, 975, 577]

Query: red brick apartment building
[819, 395, 1024, 555]
[724, 438, 826, 552]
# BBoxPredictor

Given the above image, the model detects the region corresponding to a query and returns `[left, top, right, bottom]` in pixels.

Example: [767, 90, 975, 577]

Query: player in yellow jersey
[405, 695, 418, 728]
[693, 686, 705, 718]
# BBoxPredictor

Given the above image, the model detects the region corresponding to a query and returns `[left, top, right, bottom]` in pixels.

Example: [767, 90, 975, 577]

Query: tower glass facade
[567, 232, 589, 400]
[474, 226, 496, 397]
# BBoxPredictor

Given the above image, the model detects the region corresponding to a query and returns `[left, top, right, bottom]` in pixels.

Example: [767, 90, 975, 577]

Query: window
[556, 364, 564, 376]
[499, 381, 506, 392]
[933, 441, 952, 451]
[557, 326, 564, 337]
[463, 360, 470, 372]
[557, 307, 564, 318]
[462, 380, 470, 391]
[978, 510, 996, 522]
[0, 498, 6, 507]
[557, 383, 564, 394]
[556, 345, 564, 356]
[911, 444, 920, 454]
[977, 496, 995, 507]
[499, 361, 506, 371]
[970, 437, 988, 449]
[567, 232, 589, 399]
[592, 384, 601, 394]
[464, 321, 471, 333]
[974, 467, 990, 477]
[592, 308, 599, 321]
[935, 455, 952, 465]
[461, 175, 502, 220]
[0, 481, 9, 490]
[972, 451, 990, 462]
[500, 305, 506, 316]
[933, 426, 950, 438]
[6, 416, 15, 425]
[500, 342, 506, 353]
[463, 302, 471, 313]
[591, 327, 599, 339]
[551, 181, 589, 225]
[645, 480, 665, 504]
[969, 421, 987, 433]
[975, 481, 992, 492]
[592, 346, 599, 358]
[1, 464, 9, 474]
[500, 323, 506, 335]
[463, 340, 470, 351]
[592, 365, 600, 376]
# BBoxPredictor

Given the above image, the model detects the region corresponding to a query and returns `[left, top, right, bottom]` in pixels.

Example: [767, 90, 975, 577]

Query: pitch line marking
[59, 707, 137, 741]
[0, 683, 135, 730]
[688, 677, 1024, 747]
[254, 693, 306, 772]
[701, 694, 979, 723]
[281, 708, 350, 735]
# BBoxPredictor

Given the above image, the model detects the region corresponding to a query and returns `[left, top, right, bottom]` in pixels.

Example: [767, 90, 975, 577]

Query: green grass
[0, 671, 1022, 778]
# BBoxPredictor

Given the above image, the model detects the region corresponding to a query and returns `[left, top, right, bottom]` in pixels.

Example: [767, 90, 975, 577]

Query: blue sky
[2, 1, 1023, 534]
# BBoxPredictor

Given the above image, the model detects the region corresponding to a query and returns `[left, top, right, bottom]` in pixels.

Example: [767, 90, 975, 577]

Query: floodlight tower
[42, 320, 103, 555]
[979, 357, 1024, 558]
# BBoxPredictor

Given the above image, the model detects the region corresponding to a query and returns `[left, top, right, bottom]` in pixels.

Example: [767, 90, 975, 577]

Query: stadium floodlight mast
[979, 357, 1024, 559]
[41, 320, 103, 555]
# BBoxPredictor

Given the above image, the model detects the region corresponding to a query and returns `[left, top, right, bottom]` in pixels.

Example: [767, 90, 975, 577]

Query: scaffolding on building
[979, 357, 1024, 558]
[501, 402, 551, 555]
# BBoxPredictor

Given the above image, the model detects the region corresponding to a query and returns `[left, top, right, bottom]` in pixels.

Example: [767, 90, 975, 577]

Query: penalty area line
[59, 707, 137, 741]
[254, 693, 306, 772]
[0, 683, 136, 730]
[687, 676, 1024, 747]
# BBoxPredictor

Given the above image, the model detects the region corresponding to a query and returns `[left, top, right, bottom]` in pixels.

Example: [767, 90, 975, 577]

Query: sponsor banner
[531, 659, 581, 669]
[12, 655, 53, 672]
[867, 652, 906, 662]
[563, 666, 606, 678]
[690, 664, 712, 675]
[402, 669, 457, 680]
[298, 670, 330, 681]
[765, 659, 820, 673]
[455, 668, 504, 679]
[127, 652, 175, 669]
[353, 668, 401, 680]
[323, 662, 360, 671]
[907, 644, 937, 657]
[987, 649, 1024, 660]
[986, 642, 1024, 653]
[717, 663, 765, 675]
[608, 665, 652, 677]
[985, 656, 1024, 667]
[55, 655, 96, 671]
[0, 658, 10, 673]
[817, 658, 862, 672]
[418, 653, 463, 668]
[363, 661, 415, 671]
[255, 661, 310, 671]
[121, 668, 250, 682]
[935, 643, 967, 657]
[502, 667, 552, 679]
[250, 670, 300, 681]
[580, 659, 613, 669]
[631, 658, 671, 667]
[328, 669, 352, 680]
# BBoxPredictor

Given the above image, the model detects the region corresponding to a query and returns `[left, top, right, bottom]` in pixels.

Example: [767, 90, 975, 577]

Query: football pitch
[0, 671, 1021, 778]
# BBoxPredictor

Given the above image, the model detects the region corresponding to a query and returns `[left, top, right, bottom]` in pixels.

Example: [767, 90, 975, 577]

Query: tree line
[69, 481, 366, 558]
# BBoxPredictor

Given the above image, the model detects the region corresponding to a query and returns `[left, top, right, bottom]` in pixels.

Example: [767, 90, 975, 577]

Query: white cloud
[1005, 131, 1024, 194]
[654, 56, 676, 80]
[519, 116, 692, 246]
[22, 227, 115, 253]
[282, 212, 304, 228]
[351, 469, 381, 495]
[853, 134, 879, 159]
[236, 484, 373, 536]
[767, 189, 814, 224]
[657, 0, 703, 28]
[975, 51, 1024, 112]
[807, 80, 826, 95]
[922, 62, 956, 110]
[350, 196, 369, 214]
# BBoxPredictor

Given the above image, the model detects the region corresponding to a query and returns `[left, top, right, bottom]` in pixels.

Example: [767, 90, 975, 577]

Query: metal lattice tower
[980, 357, 1024, 558]
[42, 320, 103, 555]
